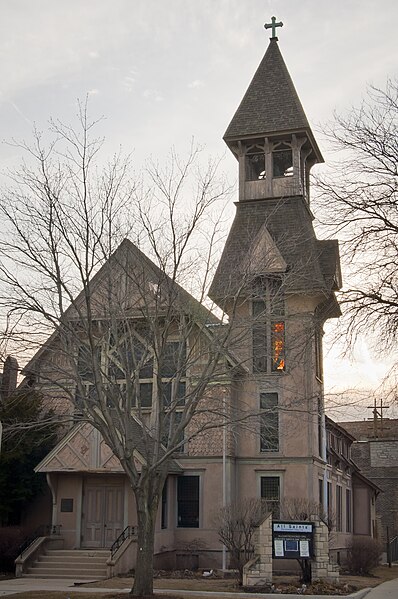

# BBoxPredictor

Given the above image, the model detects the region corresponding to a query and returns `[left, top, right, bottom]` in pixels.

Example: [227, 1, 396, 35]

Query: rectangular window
[60, 498, 73, 512]
[163, 410, 184, 452]
[327, 481, 332, 523]
[273, 148, 293, 178]
[161, 381, 186, 408]
[318, 398, 323, 457]
[246, 147, 266, 181]
[161, 481, 168, 529]
[77, 345, 95, 381]
[315, 328, 323, 381]
[253, 300, 267, 372]
[252, 279, 285, 373]
[140, 382, 153, 408]
[271, 321, 285, 371]
[346, 489, 352, 532]
[336, 485, 342, 531]
[160, 341, 186, 377]
[260, 476, 280, 518]
[260, 392, 279, 452]
[177, 476, 199, 528]
[319, 479, 324, 505]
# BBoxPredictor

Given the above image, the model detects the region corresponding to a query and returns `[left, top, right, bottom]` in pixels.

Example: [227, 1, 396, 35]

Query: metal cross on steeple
[264, 16, 283, 39]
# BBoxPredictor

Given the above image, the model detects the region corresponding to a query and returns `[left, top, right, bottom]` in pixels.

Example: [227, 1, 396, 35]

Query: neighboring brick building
[340, 419, 398, 544]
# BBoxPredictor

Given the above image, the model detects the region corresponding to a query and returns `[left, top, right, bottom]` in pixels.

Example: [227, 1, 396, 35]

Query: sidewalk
[362, 576, 398, 598]
[0, 577, 372, 599]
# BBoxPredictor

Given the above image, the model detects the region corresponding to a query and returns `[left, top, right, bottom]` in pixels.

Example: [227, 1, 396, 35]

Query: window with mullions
[336, 485, 342, 531]
[252, 278, 285, 373]
[177, 475, 199, 528]
[107, 334, 186, 411]
[75, 344, 102, 407]
[161, 480, 168, 529]
[315, 328, 323, 381]
[162, 409, 184, 452]
[260, 476, 280, 518]
[76, 329, 187, 422]
[346, 489, 352, 532]
[260, 392, 279, 452]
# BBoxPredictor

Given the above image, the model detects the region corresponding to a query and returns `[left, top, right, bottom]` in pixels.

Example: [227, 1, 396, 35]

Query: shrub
[0, 526, 28, 573]
[345, 536, 382, 575]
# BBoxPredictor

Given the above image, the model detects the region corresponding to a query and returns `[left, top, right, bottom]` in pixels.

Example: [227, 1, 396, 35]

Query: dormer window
[272, 144, 293, 178]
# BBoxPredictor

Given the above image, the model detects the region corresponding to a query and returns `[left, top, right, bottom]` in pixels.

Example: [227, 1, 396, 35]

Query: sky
[0, 0, 397, 418]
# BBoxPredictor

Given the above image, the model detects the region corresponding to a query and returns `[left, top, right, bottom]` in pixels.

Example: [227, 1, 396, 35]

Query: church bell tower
[224, 28, 323, 205]
[209, 19, 342, 511]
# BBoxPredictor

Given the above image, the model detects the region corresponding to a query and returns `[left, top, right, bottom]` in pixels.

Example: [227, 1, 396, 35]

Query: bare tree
[214, 498, 269, 584]
[0, 104, 239, 596]
[315, 79, 398, 354]
[0, 104, 334, 596]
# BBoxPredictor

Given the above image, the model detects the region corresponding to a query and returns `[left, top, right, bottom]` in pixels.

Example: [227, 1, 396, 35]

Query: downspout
[46, 473, 58, 526]
[320, 407, 328, 518]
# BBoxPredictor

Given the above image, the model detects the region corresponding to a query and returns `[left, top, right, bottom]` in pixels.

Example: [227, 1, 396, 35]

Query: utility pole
[367, 397, 389, 438]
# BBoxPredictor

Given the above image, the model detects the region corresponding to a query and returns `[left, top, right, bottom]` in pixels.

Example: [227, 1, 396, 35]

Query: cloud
[142, 89, 164, 102]
[188, 79, 204, 89]
[123, 76, 136, 93]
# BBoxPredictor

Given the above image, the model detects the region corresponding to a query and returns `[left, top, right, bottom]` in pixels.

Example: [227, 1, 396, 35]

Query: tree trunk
[131, 491, 158, 597]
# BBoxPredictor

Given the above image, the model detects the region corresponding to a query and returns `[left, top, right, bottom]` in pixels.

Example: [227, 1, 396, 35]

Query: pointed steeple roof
[224, 38, 323, 161]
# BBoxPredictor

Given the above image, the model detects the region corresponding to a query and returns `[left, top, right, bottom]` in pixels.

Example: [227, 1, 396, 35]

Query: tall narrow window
[271, 322, 285, 371]
[260, 476, 280, 518]
[327, 481, 332, 523]
[253, 300, 267, 372]
[177, 476, 199, 528]
[319, 479, 324, 505]
[346, 489, 352, 533]
[315, 328, 323, 381]
[272, 144, 293, 178]
[76, 344, 101, 407]
[252, 278, 285, 373]
[161, 480, 168, 529]
[336, 485, 342, 531]
[246, 145, 266, 180]
[260, 392, 279, 452]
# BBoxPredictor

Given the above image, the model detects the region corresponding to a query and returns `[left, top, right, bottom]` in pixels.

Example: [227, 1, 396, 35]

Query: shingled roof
[224, 38, 322, 161]
[208, 197, 340, 303]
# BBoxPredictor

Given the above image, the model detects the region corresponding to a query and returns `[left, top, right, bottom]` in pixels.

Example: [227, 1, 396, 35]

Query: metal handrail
[18, 524, 62, 557]
[110, 525, 137, 559]
[389, 535, 398, 563]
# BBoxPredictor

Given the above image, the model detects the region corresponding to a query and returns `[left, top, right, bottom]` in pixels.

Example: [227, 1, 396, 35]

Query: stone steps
[25, 549, 109, 580]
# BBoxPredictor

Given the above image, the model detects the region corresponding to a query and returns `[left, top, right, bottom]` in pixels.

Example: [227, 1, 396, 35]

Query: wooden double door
[82, 479, 124, 548]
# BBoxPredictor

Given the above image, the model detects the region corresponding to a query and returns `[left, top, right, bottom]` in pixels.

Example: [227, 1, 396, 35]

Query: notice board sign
[272, 521, 314, 559]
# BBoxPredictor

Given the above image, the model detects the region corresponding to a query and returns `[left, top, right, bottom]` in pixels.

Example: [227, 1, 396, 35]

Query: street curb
[154, 588, 374, 599]
[348, 589, 372, 599]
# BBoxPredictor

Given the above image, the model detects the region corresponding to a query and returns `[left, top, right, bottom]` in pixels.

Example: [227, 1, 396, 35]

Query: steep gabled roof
[224, 38, 323, 162]
[209, 197, 330, 302]
[35, 420, 183, 474]
[23, 238, 220, 375]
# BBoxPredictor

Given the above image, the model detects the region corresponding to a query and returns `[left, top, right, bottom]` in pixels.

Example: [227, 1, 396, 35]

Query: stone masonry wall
[243, 513, 273, 586]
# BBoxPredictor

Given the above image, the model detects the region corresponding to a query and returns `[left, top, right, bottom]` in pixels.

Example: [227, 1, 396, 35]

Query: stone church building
[13, 32, 378, 578]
